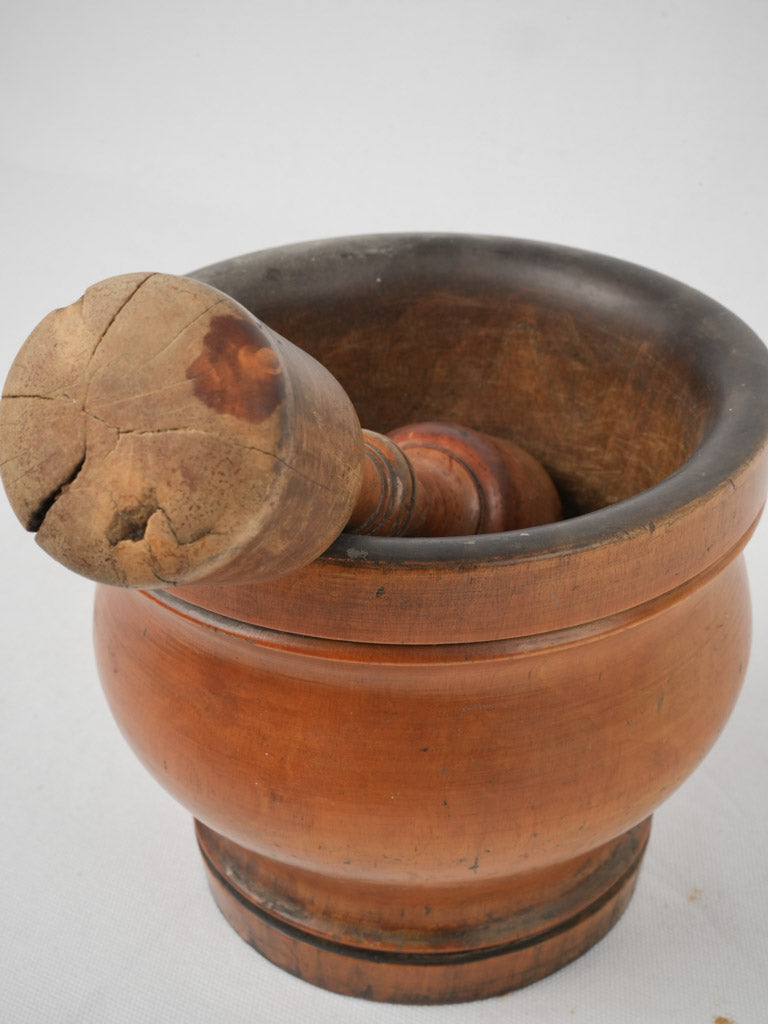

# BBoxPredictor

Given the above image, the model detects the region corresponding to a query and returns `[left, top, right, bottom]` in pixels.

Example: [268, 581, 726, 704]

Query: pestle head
[0, 273, 364, 587]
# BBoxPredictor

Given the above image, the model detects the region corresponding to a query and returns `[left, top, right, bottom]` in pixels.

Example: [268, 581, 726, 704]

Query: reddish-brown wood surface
[156, 235, 768, 1000]
[197, 819, 647, 1003]
[8, 235, 768, 1002]
[97, 556, 751, 879]
[96, 549, 750, 1001]
[349, 422, 561, 537]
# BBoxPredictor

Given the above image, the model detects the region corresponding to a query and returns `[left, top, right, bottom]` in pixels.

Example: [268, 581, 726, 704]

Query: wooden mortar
[4, 234, 768, 1003]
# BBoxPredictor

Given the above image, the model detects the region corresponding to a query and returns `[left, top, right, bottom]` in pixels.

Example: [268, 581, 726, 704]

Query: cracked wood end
[0, 273, 364, 587]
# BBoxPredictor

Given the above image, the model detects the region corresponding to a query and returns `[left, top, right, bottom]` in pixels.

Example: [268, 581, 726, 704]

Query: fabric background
[1, 2, 766, 1021]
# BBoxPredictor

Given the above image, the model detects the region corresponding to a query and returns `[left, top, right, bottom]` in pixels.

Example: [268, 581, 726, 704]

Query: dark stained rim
[191, 233, 768, 570]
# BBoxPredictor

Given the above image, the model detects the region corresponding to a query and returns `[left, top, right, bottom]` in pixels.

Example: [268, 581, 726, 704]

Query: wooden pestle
[0, 273, 561, 588]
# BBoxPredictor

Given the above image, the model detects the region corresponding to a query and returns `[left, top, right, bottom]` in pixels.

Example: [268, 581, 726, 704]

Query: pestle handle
[0, 273, 560, 589]
[0, 273, 364, 587]
[350, 424, 561, 538]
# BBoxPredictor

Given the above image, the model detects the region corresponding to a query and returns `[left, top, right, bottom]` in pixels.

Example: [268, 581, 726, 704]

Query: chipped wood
[0, 273, 363, 586]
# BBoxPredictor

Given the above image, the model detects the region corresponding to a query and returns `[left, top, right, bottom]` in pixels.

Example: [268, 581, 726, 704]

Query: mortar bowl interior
[183, 234, 768, 643]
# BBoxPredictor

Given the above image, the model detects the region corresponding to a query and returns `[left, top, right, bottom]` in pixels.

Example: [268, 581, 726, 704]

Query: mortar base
[195, 817, 650, 1004]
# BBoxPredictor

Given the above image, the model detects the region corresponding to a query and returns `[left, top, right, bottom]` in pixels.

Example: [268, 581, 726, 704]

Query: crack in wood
[27, 453, 86, 532]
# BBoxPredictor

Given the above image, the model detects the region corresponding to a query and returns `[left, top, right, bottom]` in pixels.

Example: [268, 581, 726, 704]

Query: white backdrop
[1, 2, 767, 1022]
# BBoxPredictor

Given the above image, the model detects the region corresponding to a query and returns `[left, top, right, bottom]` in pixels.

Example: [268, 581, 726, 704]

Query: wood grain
[96, 548, 750, 1001]
[349, 422, 561, 537]
[12, 235, 768, 1002]
[0, 274, 363, 586]
[0, 273, 563, 587]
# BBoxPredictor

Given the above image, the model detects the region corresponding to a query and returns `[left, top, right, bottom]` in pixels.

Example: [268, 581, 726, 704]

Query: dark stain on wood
[187, 314, 283, 424]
